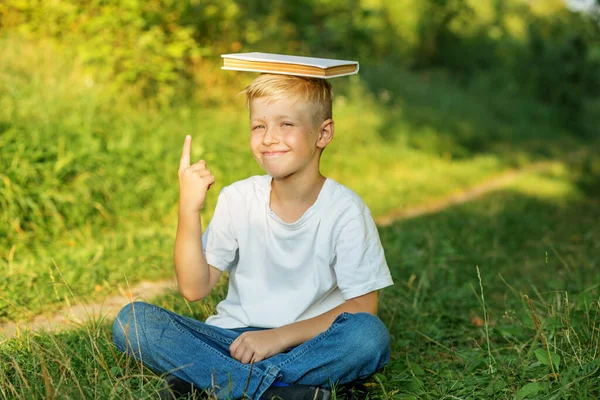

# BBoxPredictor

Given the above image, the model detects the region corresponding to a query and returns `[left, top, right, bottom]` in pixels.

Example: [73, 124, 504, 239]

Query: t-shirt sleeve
[333, 210, 394, 299]
[202, 189, 239, 272]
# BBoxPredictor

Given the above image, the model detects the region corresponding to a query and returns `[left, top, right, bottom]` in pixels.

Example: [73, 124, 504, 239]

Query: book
[221, 52, 359, 79]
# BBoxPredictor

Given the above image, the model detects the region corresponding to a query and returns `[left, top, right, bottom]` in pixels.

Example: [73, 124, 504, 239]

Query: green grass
[1, 169, 599, 399]
[0, 37, 591, 322]
[376, 169, 600, 399]
[1, 36, 600, 398]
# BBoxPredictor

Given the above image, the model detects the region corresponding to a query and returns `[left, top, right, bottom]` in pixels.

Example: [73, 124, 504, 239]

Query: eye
[282, 122, 293, 127]
[252, 125, 265, 131]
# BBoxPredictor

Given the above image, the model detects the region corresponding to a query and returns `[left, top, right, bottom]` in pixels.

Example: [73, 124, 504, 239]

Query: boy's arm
[275, 290, 378, 345]
[174, 208, 222, 301]
[174, 135, 222, 301]
[229, 291, 378, 364]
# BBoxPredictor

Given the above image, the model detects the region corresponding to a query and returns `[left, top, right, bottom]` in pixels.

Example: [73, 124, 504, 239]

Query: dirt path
[0, 279, 177, 339]
[0, 159, 559, 339]
[375, 160, 556, 226]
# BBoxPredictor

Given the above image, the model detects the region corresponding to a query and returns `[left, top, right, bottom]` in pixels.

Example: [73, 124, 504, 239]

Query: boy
[113, 73, 394, 400]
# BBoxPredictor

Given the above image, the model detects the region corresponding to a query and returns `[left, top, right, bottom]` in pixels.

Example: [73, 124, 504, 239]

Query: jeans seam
[276, 312, 349, 368]
[165, 310, 255, 371]
[116, 305, 166, 375]
[170, 313, 235, 346]
[168, 318, 279, 400]
[122, 303, 278, 400]
[142, 303, 234, 346]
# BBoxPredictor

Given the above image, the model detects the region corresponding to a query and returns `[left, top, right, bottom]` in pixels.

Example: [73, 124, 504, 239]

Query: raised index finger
[179, 135, 191, 169]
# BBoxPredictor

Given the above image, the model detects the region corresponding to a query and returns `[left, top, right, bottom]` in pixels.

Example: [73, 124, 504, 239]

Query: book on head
[221, 52, 359, 79]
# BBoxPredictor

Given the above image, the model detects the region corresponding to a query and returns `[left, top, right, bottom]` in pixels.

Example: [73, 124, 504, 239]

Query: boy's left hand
[230, 329, 288, 364]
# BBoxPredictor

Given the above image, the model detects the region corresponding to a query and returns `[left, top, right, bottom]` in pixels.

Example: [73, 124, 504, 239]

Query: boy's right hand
[178, 135, 215, 213]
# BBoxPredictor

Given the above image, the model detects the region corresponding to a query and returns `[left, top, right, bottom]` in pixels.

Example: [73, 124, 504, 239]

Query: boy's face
[249, 96, 328, 180]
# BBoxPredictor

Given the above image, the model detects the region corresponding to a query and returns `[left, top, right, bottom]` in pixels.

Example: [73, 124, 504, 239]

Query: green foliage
[1, 1, 600, 397]
[1, 34, 593, 322]
[534, 348, 560, 370]
[1, 169, 600, 398]
[2, 0, 598, 130]
[375, 169, 600, 398]
[1, 0, 202, 101]
[519, 9, 600, 128]
[0, 324, 166, 399]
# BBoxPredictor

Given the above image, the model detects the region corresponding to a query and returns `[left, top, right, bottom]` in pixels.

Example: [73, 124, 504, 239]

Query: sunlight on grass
[2, 34, 599, 399]
[510, 164, 584, 204]
[3, 35, 576, 322]
[376, 168, 600, 399]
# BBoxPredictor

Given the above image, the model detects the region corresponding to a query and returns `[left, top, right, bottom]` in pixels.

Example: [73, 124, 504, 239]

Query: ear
[316, 119, 334, 149]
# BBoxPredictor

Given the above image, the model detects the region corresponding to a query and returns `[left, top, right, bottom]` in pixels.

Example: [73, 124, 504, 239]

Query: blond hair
[241, 74, 333, 126]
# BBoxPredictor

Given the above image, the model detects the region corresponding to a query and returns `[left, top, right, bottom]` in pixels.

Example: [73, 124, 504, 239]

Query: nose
[262, 126, 280, 146]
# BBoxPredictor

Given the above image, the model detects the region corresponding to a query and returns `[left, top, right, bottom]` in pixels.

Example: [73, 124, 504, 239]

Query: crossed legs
[112, 302, 390, 399]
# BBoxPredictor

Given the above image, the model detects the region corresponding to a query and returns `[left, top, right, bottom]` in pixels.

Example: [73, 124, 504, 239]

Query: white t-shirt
[202, 175, 393, 329]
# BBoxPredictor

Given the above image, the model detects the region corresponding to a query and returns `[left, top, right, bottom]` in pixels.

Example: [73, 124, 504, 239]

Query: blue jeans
[112, 302, 390, 400]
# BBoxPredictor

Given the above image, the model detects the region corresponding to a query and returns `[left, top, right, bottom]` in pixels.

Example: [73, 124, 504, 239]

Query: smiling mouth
[262, 151, 289, 156]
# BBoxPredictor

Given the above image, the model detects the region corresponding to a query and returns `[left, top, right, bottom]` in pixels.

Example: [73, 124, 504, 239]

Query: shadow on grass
[572, 147, 600, 200]
[358, 63, 595, 166]
[2, 173, 600, 398]
[377, 175, 600, 398]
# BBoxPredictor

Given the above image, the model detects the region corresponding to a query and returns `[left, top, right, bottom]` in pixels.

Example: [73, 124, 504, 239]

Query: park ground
[1, 32, 600, 399]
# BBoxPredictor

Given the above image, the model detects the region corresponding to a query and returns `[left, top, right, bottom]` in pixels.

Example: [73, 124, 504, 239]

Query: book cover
[221, 52, 359, 78]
